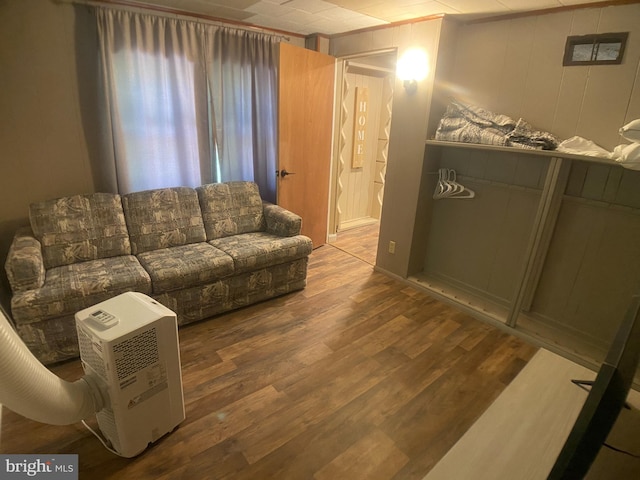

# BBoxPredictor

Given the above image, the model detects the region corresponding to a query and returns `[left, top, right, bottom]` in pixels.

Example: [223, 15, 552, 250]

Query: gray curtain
[96, 7, 278, 202]
[206, 28, 278, 203]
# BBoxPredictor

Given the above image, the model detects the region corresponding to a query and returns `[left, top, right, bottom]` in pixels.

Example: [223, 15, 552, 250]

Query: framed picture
[563, 32, 628, 66]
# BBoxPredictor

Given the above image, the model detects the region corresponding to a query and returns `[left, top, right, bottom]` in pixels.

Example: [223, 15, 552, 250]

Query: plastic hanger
[433, 168, 475, 199]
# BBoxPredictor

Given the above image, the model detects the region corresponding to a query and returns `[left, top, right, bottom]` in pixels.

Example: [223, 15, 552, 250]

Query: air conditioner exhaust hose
[0, 309, 97, 425]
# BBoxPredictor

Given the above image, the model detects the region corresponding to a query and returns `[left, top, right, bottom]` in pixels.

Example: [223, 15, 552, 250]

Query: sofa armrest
[5, 227, 46, 292]
[263, 202, 302, 237]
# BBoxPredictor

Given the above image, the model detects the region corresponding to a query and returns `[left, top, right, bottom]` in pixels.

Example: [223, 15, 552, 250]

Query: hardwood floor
[0, 240, 537, 479]
[332, 222, 380, 266]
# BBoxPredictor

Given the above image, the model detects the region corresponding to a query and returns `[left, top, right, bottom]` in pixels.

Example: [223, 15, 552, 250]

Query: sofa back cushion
[196, 181, 265, 240]
[122, 187, 206, 254]
[30, 193, 131, 269]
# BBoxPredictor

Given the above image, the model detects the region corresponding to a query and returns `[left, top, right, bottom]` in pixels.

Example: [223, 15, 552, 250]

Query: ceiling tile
[438, 0, 511, 15]
[122, 0, 617, 36]
[499, 0, 560, 10]
[284, 0, 334, 14]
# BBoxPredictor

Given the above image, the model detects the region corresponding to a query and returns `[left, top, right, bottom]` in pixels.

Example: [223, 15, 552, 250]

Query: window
[563, 32, 628, 66]
[113, 50, 203, 191]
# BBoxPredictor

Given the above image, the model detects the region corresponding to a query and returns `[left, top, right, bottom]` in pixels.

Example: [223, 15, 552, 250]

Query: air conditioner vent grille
[113, 328, 159, 380]
[77, 326, 106, 379]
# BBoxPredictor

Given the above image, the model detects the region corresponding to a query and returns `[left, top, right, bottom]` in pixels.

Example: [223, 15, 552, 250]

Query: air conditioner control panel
[88, 309, 119, 329]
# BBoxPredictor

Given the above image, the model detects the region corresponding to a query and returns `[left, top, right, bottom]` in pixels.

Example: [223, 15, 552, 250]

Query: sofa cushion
[29, 193, 131, 269]
[10, 256, 151, 324]
[137, 243, 234, 294]
[196, 181, 265, 240]
[210, 232, 313, 274]
[122, 187, 206, 254]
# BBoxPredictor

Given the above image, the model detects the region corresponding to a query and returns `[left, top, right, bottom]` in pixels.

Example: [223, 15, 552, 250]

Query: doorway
[329, 50, 396, 262]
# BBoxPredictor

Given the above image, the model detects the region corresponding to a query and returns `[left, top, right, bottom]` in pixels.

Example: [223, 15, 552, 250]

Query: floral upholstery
[16, 313, 82, 365]
[137, 243, 234, 294]
[123, 187, 206, 254]
[5, 227, 46, 292]
[5, 181, 311, 365]
[11, 255, 151, 324]
[29, 193, 131, 269]
[196, 181, 265, 239]
[210, 232, 312, 274]
[263, 203, 303, 237]
[155, 257, 308, 325]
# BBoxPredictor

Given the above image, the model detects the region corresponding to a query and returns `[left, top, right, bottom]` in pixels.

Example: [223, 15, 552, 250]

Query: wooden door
[278, 43, 335, 248]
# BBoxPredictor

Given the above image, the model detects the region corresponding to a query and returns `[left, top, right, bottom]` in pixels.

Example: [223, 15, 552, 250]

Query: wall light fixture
[396, 48, 429, 94]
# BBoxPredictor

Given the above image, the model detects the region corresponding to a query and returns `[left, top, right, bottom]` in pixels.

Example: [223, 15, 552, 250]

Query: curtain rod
[63, 0, 298, 41]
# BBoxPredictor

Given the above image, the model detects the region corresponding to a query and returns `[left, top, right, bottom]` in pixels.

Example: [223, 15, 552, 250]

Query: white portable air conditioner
[75, 292, 185, 458]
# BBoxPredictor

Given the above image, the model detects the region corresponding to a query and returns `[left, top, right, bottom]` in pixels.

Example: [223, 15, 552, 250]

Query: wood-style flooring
[332, 222, 380, 266]
[0, 227, 537, 479]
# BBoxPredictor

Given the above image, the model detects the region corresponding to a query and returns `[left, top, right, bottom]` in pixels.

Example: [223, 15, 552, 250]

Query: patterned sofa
[5, 181, 312, 364]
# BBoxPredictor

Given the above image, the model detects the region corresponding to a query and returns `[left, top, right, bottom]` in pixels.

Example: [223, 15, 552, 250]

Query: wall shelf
[406, 140, 640, 373]
[425, 139, 621, 166]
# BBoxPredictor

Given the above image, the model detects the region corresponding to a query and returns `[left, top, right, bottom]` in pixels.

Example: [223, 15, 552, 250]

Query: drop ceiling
[124, 0, 622, 35]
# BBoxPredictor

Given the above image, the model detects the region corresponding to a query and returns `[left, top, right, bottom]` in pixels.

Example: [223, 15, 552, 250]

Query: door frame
[328, 48, 397, 242]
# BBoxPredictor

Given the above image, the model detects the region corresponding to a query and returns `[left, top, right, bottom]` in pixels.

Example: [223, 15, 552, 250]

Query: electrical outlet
[388, 241, 396, 254]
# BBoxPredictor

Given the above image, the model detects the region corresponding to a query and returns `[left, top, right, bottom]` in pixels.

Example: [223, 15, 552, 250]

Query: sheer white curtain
[96, 8, 278, 200]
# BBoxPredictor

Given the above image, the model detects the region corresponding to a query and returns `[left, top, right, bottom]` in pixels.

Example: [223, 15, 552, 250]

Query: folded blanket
[435, 99, 559, 150]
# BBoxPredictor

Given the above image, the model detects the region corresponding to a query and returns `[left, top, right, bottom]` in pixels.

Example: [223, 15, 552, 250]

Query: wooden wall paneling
[519, 12, 572, 131]
[425, 187, 498, 297]
[363, 75, 383, 221]
[422, 148, 549, 307]
[451, 21, 510, 110]
[602, 167, 624, 204]
[418, 142, 640, 368]
[567, 208, 640, 341]
[530, 199, 640, 349]
[616, 169, 640, 208]
[513, 155, 548, 189]
[450, 4, 640, 151]
[463, 149, 490, 180]
[624, 60, 640, 126]
[482, 153, 519, 184]
[577, 5, 640, 149]
[375, 139, 387, 165]
[582, 164, 613, 200]
[491, 16, 536, 117]
[578, 68, 639, 150]
[371, 182, 384, 220]
[338, 71, 384, 228]
[485, 188, 542, 304]
[551, 9, 599, 141]
[567, 207, 640, 343]
[330, 31, 374, 59]
[590, 3, 640, 135]
[424, 178, 540, 306]
[529, 201, 598, 329]
[565, 161, 589, 196]
[552, 65, 591, 142]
